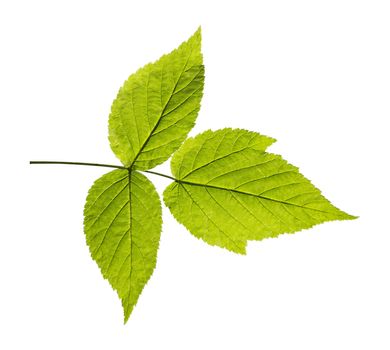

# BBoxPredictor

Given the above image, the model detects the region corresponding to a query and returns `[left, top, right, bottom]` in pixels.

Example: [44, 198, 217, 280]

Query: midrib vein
[129, 52, 193, 168]
[126, 170, 133, 311]
[176, 179, 341, 216]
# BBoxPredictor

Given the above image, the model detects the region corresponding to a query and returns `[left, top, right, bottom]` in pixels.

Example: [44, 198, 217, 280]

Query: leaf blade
[109, 28, 204, 170]
[84, 169, 162, 322]
[164, 128, 355, 254]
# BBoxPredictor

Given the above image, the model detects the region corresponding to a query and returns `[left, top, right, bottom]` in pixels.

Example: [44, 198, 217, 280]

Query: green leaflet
[84, 169, 162, 323]
[109, 28, 204, 170]
[163, 129, 356, 254]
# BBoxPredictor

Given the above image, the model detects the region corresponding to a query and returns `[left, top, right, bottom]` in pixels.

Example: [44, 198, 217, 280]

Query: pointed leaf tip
[164, 129, 355, 253]
[108, 28, 204, 170]
[84, 170, 162, 322]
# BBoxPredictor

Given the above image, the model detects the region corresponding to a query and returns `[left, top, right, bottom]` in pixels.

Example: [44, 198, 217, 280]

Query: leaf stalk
[29, 161, 177, 181]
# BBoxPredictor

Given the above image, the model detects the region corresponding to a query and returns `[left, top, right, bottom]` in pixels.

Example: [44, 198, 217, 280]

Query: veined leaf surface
[109, 28, 204, 170]
[163, 128, 355, 254]
[84, 169, 162, 322]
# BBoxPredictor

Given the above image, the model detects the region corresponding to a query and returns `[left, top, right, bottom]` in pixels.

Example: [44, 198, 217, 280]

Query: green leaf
[109, 27, 204, 170]
[163, 128, 356, 254]
[84, 169, 162, 323]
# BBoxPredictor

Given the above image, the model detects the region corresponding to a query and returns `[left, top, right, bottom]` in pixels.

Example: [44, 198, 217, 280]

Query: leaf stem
[29, 161, 126, 169]
[29, 161, 178, 182]
[142, 170, 176, 181]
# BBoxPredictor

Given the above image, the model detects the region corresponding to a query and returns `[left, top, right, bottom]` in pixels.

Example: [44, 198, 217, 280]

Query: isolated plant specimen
[31, 27, 356, 323]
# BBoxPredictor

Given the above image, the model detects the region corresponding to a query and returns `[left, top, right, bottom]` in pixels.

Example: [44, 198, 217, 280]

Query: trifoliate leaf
[163, 128, 356, 254]
[109, 28, 204, 170]
[84, 169, 162, 323]
[31, 28, 357, 324]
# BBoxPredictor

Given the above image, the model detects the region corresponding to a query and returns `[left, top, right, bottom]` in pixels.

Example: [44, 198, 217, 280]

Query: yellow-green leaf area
[164, 128, 356, 254]
[109, 28, 204, 170]
[84, 169, 162, 322]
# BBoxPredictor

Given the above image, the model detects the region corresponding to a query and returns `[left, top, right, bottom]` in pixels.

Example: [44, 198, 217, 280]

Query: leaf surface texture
[109, 28, 204, 170]
[84, 169, 162, 322]
[164, 128, 355, 254]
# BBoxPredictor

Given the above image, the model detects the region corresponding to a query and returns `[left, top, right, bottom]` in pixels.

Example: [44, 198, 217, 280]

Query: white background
[1, 1, 389, 349]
